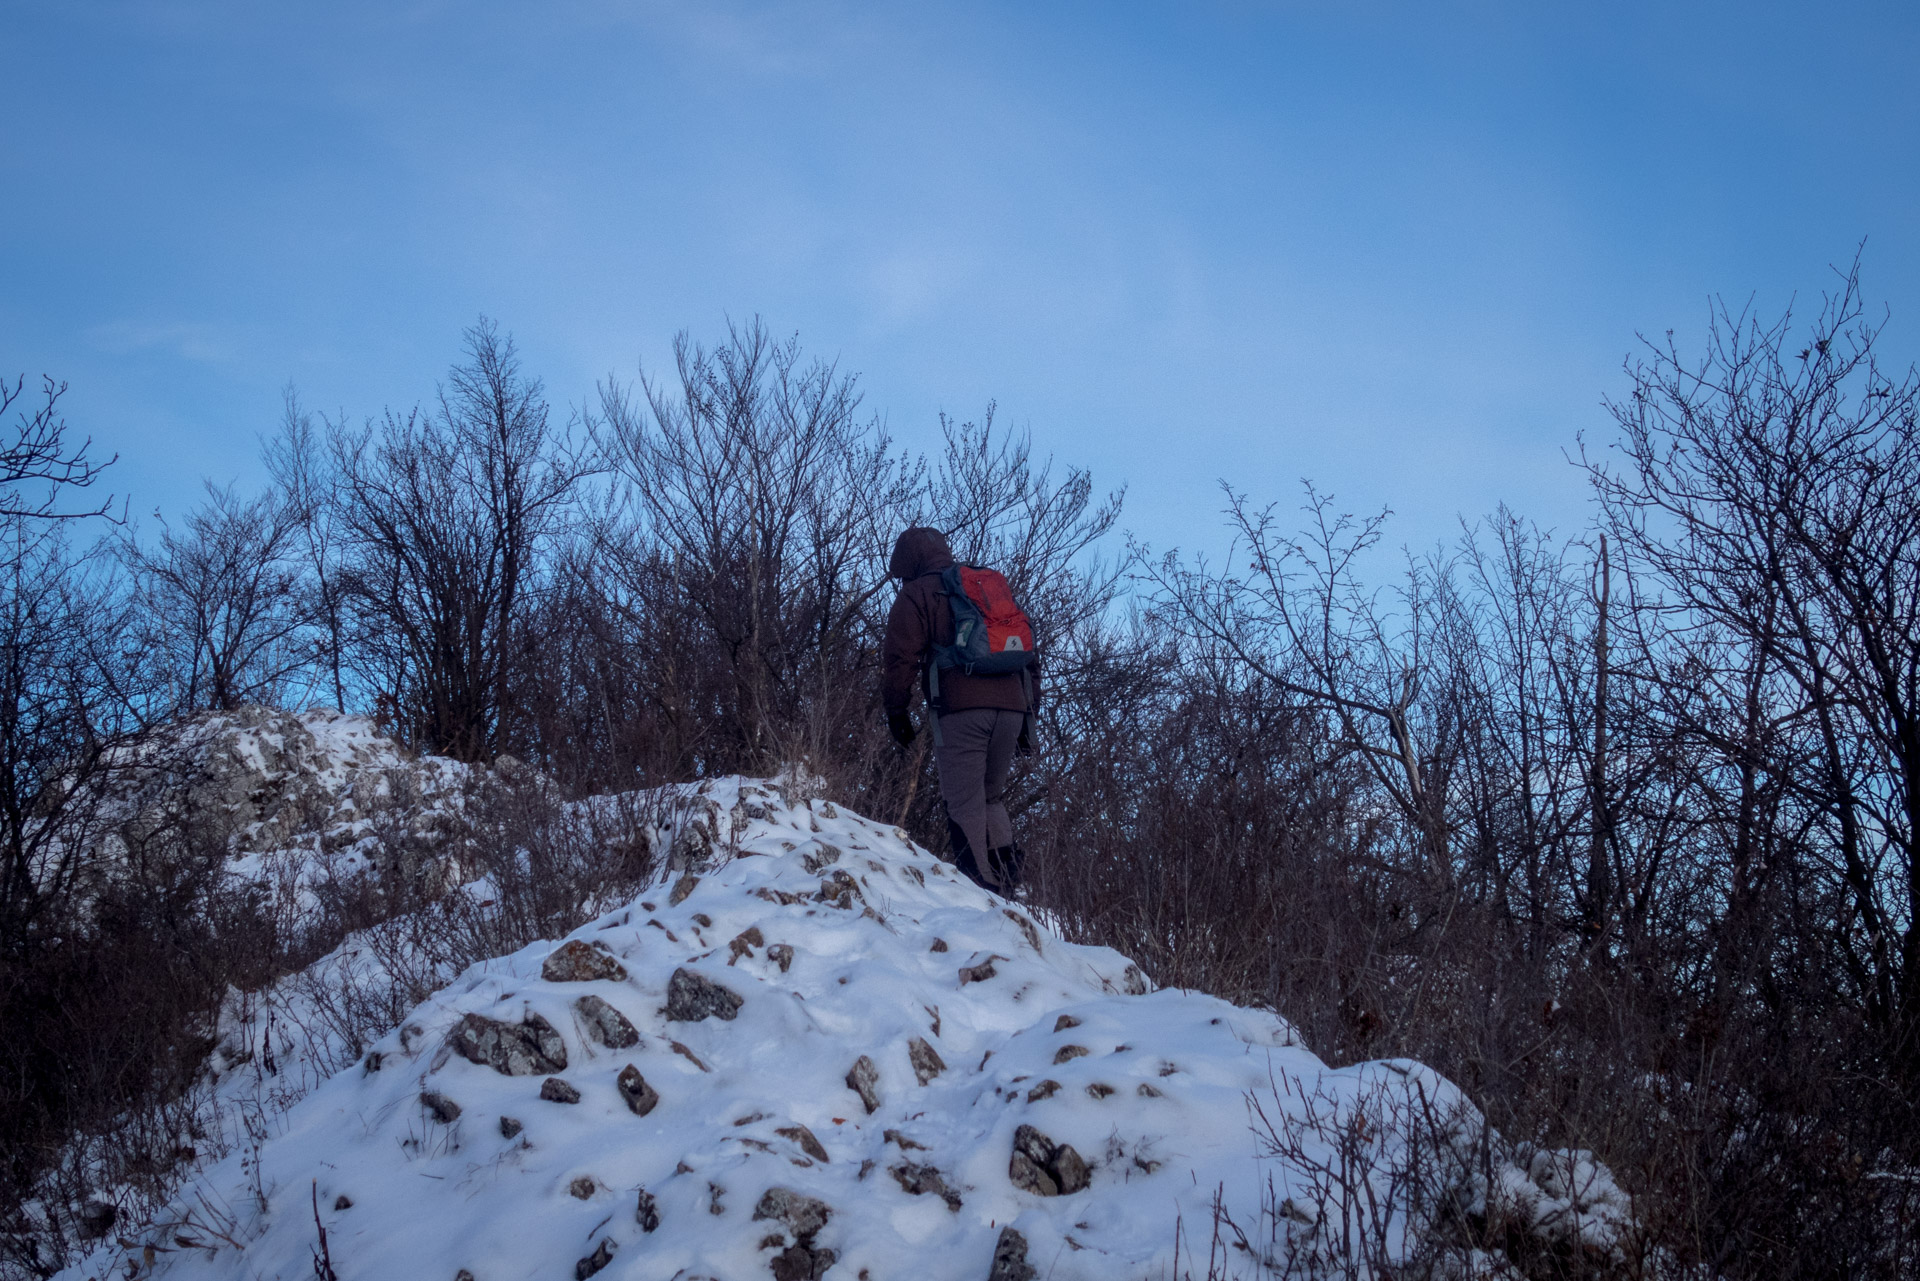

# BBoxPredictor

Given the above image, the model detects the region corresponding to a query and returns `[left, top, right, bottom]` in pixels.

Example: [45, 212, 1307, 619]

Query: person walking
[882, 526, 1037, 895]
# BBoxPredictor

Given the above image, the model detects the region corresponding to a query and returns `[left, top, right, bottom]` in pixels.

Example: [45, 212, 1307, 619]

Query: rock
[499, 1116, 523, 1138]
[1137, 1082, 1163, 1098]
[929, 938, 948, 952]
[1026, 1079, 1061, 1102]
[770, 1243, 837, 1280]
[816, 869, 862, 908]
[801, 843, 841, 873]
[1053, 1014, 1081, 1032]
[729, 926, 765, 962]
[666, 967, 743, 1021]
[333, 1195, 353, 1211]
[635, 1188, 661, 1232]
[767, 943, 795, 972]
[1053, 1044, 1089, 1064]
[1009, 1124, 1089, 1197]
[76, 1200, 116, 1241]
[575, 1238, 616, 1279]
[845, 1055, 881, 1113]
[617, 1064, 659, 1116]
[670, 1040, 712, 1072]
[569, 1176, 596, 1199]
[543, 940, 627, 983]
[455, 1271, 474, 1281]
[989, 1227, 1037, 1281]
[1008, 1149, 1056, 1197]
[753, 1186, 831, 1241]
[1054, 1143, 1091, 1193]
[1121, 964, 1148, 995]
[668, 873, 701, 905]
[776, 1123, 830, 1162]
[959, 959, 997, 985]
[421, 1090, 462, 1123]
[889, 1161, 963, 1211]
[1004, 909, 1043, 953]
[447, 1012, 568, 1076]
[908, 1036, 946, 1085]
[540, 1078, 582, 1104]
[668, 817, 713, 870]
[574, 995, 640, 1048]
[1086, 1082, 1115, 1099]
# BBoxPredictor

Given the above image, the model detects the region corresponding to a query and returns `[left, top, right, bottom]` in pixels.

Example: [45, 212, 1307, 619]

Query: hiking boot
[986, 844, 1026, 892]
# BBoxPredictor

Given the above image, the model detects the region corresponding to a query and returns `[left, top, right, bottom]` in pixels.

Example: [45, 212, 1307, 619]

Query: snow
[54, 776, 1642, 1281]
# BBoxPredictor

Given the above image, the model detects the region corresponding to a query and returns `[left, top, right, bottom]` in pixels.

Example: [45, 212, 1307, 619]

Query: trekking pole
[896, 731, 929, 827]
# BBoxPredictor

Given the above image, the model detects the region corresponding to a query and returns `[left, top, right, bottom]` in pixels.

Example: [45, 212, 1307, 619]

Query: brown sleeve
[882, 585, 928, 713]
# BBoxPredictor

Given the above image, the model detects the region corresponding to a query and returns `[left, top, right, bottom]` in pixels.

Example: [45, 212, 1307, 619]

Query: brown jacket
[882, 527, 1038, 716]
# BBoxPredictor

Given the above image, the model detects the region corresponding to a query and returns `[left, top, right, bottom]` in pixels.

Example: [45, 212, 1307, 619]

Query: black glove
[1016, 721, 1034, 757]
[888, 710, 917, 750]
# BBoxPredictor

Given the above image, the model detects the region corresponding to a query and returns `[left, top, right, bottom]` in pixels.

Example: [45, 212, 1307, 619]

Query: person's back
[881, 527, 1037, 893]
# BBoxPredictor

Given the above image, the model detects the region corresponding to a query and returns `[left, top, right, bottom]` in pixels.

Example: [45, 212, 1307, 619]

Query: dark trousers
[934, 707, 1023, 890]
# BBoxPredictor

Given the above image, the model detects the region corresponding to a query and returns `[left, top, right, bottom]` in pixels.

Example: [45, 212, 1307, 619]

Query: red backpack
[924, 562, 1031, 693]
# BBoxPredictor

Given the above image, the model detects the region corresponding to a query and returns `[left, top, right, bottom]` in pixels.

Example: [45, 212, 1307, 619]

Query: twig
[310, 1180, 337, 1281]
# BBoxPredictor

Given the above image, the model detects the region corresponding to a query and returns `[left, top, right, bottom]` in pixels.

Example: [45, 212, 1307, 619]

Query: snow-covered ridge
[58, 776, 1639, 1281]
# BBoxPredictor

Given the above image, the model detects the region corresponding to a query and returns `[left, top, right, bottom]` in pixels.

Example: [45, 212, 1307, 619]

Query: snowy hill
[55, 777, 1637, 1281]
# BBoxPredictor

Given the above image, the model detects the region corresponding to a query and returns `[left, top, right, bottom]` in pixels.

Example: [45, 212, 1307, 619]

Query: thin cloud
[86, 321, 236, 363]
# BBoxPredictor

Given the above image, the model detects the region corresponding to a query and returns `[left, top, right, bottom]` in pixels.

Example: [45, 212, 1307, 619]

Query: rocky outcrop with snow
[55, 776, 1646, 1281]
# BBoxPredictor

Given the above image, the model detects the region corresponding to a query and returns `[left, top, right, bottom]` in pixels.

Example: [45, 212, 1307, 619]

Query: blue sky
[3, 1, 1916, 559]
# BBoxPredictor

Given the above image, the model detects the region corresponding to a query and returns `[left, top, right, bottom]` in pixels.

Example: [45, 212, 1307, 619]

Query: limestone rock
[753, 1186, 831, 1241]
[499, 1116, 523, 1138]
[770, 1243, 837, 1280]
[776, 1123, 830, 1163]
[845, 1055, 881, 1114]
[574, 994, 640, 1049]
[540, 1078, 582, 1104]
[988, 1227, 1037, 1281]
[908, 1036, 946, 1085]
[959, 959, 998, 985]
[617, 1064, 659, 1116]
[420, 1090, 462, 1124]
[543, 940, 627, 983]
[447, 1012, 567, 1076]
[635, 1188, 660, 1232]
[575, 1238, 615, 1279]
[767, 943, 795, 972]
[666, 967, 743, 1022]
[889, 1161, 963, 1211]
[1009, 1124, 1090, 1197]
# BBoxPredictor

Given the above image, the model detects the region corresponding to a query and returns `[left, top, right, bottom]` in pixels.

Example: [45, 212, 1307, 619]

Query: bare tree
[265, 388, 349, 711]
[331, 319, 589, 762]
[588, 318, 920, 776]
[0, 373, 116, 523]
[121, 483, 308, 714]
[1586, 257, 1920, 1074]
[1146, 483, 1459, 887]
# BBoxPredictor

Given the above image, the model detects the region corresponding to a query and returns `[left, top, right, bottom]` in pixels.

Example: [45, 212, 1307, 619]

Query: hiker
[882, 526, 1039, 895]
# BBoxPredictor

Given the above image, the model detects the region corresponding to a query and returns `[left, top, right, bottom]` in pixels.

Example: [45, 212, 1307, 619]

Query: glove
[888, 710, 917, 750]
[1016, 721, 1034, 757]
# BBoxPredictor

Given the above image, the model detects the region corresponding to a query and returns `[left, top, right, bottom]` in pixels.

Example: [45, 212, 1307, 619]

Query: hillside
[47, 764, 1638, 1281]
